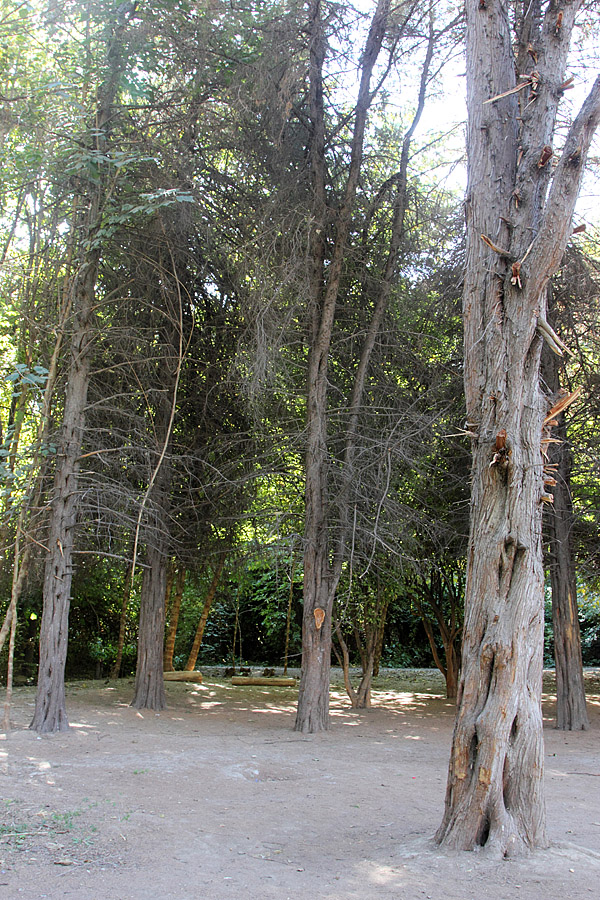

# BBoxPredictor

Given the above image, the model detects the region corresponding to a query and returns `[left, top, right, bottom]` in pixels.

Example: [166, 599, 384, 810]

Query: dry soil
[1, 668, 599, 900]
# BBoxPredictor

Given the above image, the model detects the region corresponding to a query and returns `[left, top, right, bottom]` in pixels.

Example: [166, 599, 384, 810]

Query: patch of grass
[0, 822, 33, 847]
[50, 809, 82, 831]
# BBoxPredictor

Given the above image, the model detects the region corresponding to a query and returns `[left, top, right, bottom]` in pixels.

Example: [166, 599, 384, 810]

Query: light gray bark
[437, 0, 600, 854]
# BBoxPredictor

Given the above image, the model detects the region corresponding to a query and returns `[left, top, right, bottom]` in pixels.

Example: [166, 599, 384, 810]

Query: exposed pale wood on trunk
[437, 0, 600, 855]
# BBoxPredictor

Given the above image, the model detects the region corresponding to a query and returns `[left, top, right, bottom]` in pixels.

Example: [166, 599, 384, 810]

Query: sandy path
[1, 669, 599, 899]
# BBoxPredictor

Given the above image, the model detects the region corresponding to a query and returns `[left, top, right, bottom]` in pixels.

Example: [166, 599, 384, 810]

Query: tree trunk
[131, 541, 167, 710]
[548, 424, 588, 729]
[295, 0, 394, 734]
[372, 594, 389, 678]
[543, 352, 589, 728]
[31, 266, 96, 733]
[30, 5, 135, 734]
[437, 1, 600, 855]
[163, 565, 186, 672]
[541, 298, 588, 730]
[184, 551, 226, 671]
[333, 614, 377, 709]
[443, 642, 460, 702]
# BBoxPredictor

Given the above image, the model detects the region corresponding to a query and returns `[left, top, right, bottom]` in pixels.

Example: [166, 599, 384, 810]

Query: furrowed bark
[131, 540, 167, 711]
[31, 4, 136, 734]
[437, 0, 598, 855]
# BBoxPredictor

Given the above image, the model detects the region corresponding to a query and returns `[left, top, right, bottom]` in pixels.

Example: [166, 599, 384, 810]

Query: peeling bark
[437, 0, 600, 854]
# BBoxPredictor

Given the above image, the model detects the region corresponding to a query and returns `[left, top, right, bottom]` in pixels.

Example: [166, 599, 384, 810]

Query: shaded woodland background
[1, 0, 600, 704]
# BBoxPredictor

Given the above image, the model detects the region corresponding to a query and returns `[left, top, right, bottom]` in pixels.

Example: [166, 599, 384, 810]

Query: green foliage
[544, 582, 600, 666]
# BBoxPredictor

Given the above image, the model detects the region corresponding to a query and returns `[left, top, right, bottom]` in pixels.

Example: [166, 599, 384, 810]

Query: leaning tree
[436, 0, 600, 855]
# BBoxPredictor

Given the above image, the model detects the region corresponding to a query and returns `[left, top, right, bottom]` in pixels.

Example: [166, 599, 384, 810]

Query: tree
[436, 0, 600, 854]
[542, 278, 589, 730]
[295, 0, 457, 733]
[31, 2, 138, 733]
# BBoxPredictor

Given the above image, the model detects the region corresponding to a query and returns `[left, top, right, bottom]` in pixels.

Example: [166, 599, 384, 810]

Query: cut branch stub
[314, 607, 325, 630]
[543, 386, 583, 425]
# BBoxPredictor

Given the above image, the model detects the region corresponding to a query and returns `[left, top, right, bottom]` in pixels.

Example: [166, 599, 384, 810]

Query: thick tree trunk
[163, 565, 186, 672]
[184, 551, 226, 671]
[131, 541, 167, 710]
[437, 1, 600, 854]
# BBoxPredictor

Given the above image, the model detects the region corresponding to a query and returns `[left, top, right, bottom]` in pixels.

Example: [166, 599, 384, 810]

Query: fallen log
[231, 676, 296, 687]
[163, 671, 203, 683]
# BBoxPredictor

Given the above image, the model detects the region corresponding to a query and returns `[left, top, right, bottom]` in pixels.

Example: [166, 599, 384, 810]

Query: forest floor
[1, 667, 599, 900]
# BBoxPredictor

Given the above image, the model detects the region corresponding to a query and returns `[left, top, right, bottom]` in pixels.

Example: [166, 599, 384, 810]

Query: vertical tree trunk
[372, 592, 389, 678]
[295, 0, 395, 733]
[437, 1, 600, 854]
[547, 417, 588, 729]
[184, 551, 226, 671]
[30, 5, 135, 734]
[31, 266, 96, 733]
[543, 335, 589, 729]
[163, 565, 186, 672]
[131, 541, 167, 710]
[541, 296, 588, 729]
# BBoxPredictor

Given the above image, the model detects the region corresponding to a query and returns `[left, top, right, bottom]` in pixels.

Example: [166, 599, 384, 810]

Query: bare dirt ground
[1, 667, 599, 900]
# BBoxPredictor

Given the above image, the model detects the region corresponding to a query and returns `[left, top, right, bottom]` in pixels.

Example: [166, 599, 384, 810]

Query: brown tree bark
[543, 334, 588, 730]
[30, 5, 136, 734]
[436, 1, 600, 855]
[31, 261, 99, 733]
[131, 540, 167, 710]
[184, 551, 226, 671]
[130, 323, 181, 707]
[295, 0, 437, 731]
[163, 565, 186, 672]
[547, 412, 588, 730]
[296, 0, 392, 733]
